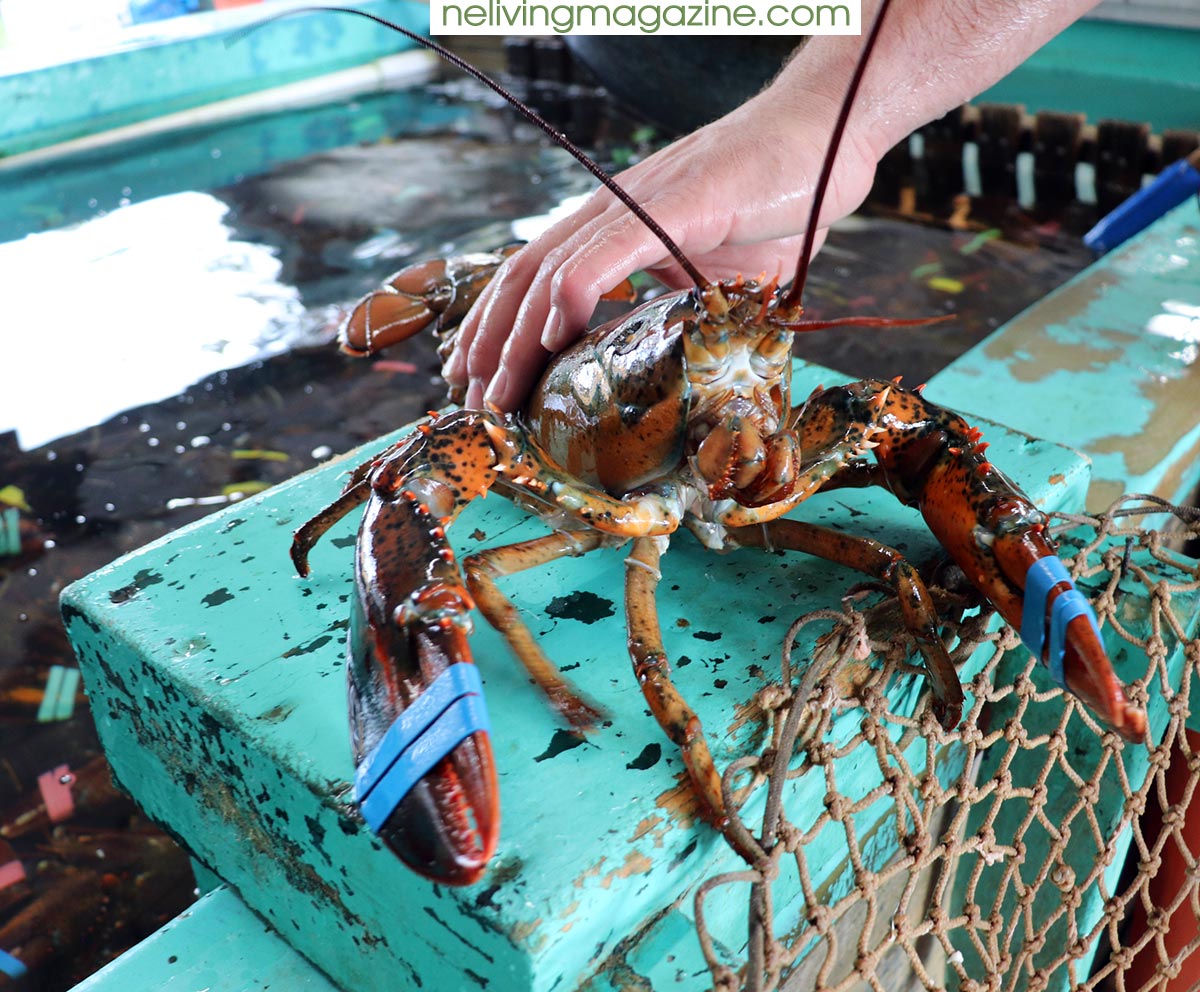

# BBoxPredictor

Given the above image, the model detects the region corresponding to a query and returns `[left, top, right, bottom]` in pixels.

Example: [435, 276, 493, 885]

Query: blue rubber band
[0, 948, 27, 979]
[1021, 557, 1103, 689]
[355, 662, 484, 800]
[355, 666, 487, 830]
[358, 692, 491, 833]
[1021, 557, 1071, 660]
[1046, 589, 1103, 690]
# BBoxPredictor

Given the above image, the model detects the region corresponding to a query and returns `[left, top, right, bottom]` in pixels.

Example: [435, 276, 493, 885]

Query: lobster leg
[624, 537, 759, 864]
[727, 518, 964, 727]
[464, 530, 609, 730]
[291, 436, 418, 575]
[291, 481, 370, 576]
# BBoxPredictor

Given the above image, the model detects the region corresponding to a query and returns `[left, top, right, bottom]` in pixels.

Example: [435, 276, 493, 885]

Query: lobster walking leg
[623, 537, 760, 863]
[291, 439, 415, 574]
[464, 530, 608, 729]
[728, 518, 965, 727]
[291, 480, 369, 576]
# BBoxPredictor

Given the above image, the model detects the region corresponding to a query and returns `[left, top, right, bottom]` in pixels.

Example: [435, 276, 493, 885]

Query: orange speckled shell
[523, 293, 696, 496]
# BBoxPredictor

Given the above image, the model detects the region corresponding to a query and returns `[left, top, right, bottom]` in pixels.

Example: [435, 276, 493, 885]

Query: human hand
[443, 79, 882, 411]
[442, 0, 1101, 413]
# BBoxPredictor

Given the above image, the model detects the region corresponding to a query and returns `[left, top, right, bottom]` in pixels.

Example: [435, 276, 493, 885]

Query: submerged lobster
[290, 3, 1148, 886]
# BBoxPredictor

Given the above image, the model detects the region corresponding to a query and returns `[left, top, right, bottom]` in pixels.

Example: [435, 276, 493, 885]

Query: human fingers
[442, 186, 628, 394]
[442, 190, 650, 405]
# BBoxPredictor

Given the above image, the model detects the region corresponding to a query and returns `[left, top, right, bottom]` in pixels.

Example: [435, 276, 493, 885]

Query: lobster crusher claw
[1021, 557, 1148, 744]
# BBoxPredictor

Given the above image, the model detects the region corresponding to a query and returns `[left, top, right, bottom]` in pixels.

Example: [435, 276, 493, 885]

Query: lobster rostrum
[291, 2, 1148, 886]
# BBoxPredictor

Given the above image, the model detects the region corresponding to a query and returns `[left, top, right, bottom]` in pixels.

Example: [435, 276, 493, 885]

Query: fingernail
[445, 348, 464, 380]
[483, 369, 510, 409]
[465, 377, 484, 409]
[540, 308, 563, 350]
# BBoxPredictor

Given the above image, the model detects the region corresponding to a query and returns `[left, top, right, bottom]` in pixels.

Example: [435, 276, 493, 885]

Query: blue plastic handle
[0, 948, 27, 980]
[1084, 157, 1200, 254]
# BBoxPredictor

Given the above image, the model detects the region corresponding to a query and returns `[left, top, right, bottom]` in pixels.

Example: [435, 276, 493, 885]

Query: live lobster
[290, 3, 1148, 886]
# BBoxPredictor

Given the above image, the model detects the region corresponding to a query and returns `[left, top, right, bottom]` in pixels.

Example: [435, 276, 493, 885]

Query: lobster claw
[348, 495, 500, 886]
[340, 248, 522, 358]
[990, 528, 1148, 743]
[340, 259, 453, 357]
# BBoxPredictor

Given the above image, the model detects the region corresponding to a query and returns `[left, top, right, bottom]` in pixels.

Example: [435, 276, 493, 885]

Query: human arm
[446, 0, 1102, 410]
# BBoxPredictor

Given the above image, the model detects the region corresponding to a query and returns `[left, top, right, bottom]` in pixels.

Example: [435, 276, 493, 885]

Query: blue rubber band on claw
[1020, 557, 1103, 689]
[1046, 590, 1103, 690]
[354, 663, 490, 833]
[1021, 557, 1070, 659]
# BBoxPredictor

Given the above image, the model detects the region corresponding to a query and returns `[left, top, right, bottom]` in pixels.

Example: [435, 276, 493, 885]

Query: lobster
[289, 3, 1148, 886]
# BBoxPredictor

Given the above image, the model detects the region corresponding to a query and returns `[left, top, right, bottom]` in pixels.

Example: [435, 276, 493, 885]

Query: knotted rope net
[695, 494, 1200, 992]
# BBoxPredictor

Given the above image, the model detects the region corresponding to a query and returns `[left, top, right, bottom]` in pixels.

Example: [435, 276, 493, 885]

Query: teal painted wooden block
[71, 885, 340, 992]
[931, 201, 1200, 510]
[61, 359, 1106, 990]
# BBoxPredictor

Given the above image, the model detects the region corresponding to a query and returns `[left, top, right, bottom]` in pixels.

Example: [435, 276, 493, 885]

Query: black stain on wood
[201, 587, 234, 608]
[626, 743, 661, 771]
[544, 590, 615, 624]
[533, 729, 587, 762]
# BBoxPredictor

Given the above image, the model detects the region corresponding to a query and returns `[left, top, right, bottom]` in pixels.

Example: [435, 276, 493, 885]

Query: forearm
[764, 0, 1103, 165]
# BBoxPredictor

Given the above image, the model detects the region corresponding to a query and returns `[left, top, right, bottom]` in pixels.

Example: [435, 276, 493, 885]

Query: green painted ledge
[71, 885, 341, 992]
[0, 0, 429, 158]
[979, 20, 1200, 131]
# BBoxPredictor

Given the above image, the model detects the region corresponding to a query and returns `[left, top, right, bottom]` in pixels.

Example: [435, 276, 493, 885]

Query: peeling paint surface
[933, 206, 1200, 509]
[61, 356, 1098, 990]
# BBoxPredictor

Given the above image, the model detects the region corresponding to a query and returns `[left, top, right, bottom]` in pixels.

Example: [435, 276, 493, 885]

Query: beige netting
[696, 494, 1200, 992]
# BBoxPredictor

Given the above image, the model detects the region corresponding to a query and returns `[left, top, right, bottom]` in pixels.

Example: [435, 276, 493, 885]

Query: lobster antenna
[229, 6, 710, 291]
[783, 0, 893, 309]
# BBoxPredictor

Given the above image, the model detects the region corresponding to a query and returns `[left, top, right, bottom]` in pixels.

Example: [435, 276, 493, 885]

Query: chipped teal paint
[932, 201, 1200, 509]
[0, 0, 429, 158]
[71, 885, 341, 992]
[62, 357, 1103, 990]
